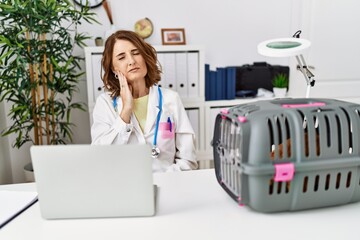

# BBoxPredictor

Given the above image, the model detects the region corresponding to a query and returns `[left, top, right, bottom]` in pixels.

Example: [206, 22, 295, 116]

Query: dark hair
[101, 30, 161, 97]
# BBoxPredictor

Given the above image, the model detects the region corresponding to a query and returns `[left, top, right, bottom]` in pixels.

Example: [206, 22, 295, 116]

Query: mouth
[128, 67, 139, 73]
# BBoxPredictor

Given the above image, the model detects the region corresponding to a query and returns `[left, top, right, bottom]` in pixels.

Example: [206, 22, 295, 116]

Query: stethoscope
[113, 86, 163, 159]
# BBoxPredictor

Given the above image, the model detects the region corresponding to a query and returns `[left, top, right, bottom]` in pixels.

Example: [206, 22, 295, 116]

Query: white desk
[0, 169, 358, 240]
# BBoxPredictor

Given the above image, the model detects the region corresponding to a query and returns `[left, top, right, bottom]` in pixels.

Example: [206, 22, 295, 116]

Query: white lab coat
[91, 86, 197, 172]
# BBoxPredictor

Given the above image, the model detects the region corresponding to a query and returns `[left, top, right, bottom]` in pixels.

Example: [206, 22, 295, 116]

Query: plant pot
[24, 162, 35, 182]
[95, 38, 104, 46]
[273, 87, 287, 98]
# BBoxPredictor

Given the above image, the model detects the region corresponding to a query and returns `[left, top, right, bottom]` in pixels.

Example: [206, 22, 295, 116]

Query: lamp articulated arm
[295, 54, 315, 98]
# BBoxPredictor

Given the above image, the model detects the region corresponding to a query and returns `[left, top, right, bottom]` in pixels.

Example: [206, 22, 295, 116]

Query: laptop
[30, 144, 155, 219]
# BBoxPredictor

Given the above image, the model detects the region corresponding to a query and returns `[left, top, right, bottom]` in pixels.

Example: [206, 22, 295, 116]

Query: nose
[128, 55, 135, 66]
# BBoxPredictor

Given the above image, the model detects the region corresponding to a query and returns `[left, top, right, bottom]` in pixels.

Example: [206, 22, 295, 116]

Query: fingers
[117, 72, 128, 89]
[115, 71, 133, 112]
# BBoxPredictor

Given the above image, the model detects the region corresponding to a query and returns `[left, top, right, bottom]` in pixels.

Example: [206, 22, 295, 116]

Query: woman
[91, 30, 198, 172]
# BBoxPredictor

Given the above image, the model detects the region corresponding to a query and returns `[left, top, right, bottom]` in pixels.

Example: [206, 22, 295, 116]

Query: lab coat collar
[143, 86, 160, 135]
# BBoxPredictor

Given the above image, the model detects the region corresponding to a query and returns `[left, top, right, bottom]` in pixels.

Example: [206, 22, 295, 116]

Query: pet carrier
[213, 98, 360, 212]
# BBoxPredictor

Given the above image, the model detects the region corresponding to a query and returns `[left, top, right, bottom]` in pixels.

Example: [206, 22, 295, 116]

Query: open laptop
[30, 144, 155, 219]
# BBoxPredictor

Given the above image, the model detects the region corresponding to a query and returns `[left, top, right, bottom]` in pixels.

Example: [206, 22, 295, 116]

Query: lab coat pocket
[159, 121, 175, 139]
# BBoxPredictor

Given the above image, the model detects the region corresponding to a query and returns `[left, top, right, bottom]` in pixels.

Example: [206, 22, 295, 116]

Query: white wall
[2, 0, 360, 183]
[113, 0, 296, 66]
[299, 0, 360, 100]
[81, 0, 298, 67]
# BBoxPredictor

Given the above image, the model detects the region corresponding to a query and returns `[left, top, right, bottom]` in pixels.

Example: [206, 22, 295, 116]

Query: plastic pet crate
[213, 98, 360, 212]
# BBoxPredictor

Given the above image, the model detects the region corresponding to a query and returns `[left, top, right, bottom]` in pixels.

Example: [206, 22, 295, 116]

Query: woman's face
[112, 39, 147, 84]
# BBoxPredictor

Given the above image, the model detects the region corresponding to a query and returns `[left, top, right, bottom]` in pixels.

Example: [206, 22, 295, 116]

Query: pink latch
[220, 108, 229, 114]
[238, 116, 247, 123]
[282, 102, 326, 108]
[274, 163, 295, 182]
[221, 108, 229, 119]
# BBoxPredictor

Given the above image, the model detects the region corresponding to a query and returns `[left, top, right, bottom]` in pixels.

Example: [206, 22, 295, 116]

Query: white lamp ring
[257, 38, 311, 57]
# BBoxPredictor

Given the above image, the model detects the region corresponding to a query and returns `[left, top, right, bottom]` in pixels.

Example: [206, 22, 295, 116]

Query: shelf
[205, 97, 274, 108]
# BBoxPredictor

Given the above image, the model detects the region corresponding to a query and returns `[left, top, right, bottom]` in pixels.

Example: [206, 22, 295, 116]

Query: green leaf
[0, 50, 13, 63]
[272, 73, 289, 88]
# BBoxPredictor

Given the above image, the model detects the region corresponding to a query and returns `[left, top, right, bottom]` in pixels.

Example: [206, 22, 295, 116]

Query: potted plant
[272, 73, 289, 98]
[0, 0, 98, 181]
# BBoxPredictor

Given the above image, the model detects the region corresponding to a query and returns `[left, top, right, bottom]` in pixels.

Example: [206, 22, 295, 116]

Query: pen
[167, 117, 172, 132]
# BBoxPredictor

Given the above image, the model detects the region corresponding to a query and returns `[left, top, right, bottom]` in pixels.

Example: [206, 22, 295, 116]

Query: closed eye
[131, 49, 140, 55]
[116, 53, 125, 61]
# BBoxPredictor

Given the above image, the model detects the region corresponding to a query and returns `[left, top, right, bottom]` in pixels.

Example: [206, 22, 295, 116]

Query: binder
[186, 108, 200, 149]
[216, 67, 226, 100]
[157, 53, 167, 88]
[175, 52, 188, 97]
[187, 52, 199, 98]
[91, 53, 104, 101]
[205, 64, 211, 101]
[226, 67, 236, 100]
[163, 53, 177, 91]
[210, 70, 217, 100]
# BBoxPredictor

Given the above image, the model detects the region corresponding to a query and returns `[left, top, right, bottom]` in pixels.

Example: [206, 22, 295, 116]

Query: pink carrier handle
[282, 102, 326, 108]
[274, 163, 295, 182]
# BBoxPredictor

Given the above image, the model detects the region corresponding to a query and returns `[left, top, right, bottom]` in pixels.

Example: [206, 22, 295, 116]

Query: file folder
[175, 52, 188, 97]
[163, 53, 177, 91]
[187, 52, 199, 98]
[91, 53, 104, 101]
[186, 108, 200, 149]
[157, 53, 167, 88]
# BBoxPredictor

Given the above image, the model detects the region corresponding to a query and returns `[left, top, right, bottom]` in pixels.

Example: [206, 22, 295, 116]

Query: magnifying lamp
[257, 31, 315, 98]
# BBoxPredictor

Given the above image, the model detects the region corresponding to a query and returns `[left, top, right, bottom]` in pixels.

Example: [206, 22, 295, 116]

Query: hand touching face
[115, 71, 133, 112]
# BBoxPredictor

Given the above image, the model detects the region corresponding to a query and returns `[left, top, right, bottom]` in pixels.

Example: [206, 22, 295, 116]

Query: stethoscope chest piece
[151, 146, 161, 159]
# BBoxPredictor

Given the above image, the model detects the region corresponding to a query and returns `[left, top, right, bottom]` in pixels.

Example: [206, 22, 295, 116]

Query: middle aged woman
[91, 30, 198, 172]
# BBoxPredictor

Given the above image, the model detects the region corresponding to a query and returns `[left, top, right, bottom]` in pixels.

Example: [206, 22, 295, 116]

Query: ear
[112, 68, 119, 75]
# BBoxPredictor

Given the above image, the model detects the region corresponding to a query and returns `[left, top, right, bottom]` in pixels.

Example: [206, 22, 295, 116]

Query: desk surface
[0, 169, 358, 240]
